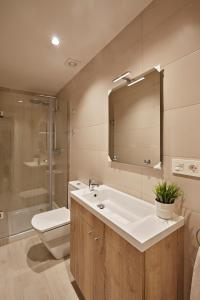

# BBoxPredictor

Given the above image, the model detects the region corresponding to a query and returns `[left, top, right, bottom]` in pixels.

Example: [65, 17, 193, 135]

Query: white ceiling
[0, 0, 152, 95]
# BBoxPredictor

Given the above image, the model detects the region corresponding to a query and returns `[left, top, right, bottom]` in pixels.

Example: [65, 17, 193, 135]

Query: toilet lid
[31, 207, 70, 232]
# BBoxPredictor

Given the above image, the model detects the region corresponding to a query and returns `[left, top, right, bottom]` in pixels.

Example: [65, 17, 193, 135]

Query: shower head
[30, 98, 43, 105]
[0, 111, 4, 118]
[30, 95, 56, 105]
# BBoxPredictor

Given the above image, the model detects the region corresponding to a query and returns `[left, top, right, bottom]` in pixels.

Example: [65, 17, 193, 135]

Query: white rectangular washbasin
[83, 188, 153, 226]
[71, 185, 184, 252]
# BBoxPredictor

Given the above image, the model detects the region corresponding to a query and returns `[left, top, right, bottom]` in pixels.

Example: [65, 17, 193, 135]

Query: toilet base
[36, 224, 70, 259]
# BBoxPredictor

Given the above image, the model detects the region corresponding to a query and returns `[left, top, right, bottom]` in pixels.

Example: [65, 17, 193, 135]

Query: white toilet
[31, 180, 87, 259]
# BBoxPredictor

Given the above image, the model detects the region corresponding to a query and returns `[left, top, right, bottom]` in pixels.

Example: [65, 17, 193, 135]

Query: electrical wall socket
[0, 211, 4, 219]
[172, 158, 200, 177]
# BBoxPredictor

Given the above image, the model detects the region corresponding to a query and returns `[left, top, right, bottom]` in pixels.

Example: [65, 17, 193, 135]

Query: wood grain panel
[105, 240, 144, 300]
[70, 199, 105, 300]
[105, 225, 144, 275]
[70, 198, 184, 300]
[144, 229, 183, 300]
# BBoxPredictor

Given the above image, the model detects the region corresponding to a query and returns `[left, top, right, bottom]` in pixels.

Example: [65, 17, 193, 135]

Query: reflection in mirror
[109, 69, 162, 167]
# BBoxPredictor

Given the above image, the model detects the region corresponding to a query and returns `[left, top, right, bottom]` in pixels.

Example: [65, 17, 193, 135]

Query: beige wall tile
[70, 149, 106, 184]
[164, 104, 200, 158]
[164, 49, 200, 110]
[142, 0, 200, 71]
[142, 0, 189, 37]
[104, 162, 142, 195]
[96, 18, 142, 80]
[70, 80, 108, 129]
[71, 123, 108, 151]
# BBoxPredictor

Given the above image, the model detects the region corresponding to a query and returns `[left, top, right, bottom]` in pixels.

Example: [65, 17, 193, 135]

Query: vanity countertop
[70, 185, 184, 252]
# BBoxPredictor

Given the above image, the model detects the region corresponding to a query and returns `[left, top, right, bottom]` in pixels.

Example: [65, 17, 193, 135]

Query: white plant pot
[155, 201, 175, 220]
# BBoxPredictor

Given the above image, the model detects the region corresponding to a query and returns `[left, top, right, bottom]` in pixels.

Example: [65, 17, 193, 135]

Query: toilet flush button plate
[172, 158, 200, 177]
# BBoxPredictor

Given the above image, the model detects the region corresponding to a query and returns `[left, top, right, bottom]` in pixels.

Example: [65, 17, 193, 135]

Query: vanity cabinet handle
[94, 237, 100, 241]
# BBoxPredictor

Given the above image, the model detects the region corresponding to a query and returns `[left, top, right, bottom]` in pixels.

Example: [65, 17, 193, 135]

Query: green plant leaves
[154, 182, 182, 204]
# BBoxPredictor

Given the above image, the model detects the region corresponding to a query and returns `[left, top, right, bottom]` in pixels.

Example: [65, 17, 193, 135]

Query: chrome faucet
[89, 179, 99, 191]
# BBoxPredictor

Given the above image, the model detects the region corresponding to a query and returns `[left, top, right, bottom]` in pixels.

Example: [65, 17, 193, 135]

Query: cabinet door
[81, 221, 95, 300]
[105, 226, 144, 300]
[70, 199, 105, 300]
[70, 199, 83, 284]
[92, 226, 105, 300]
[70, 200, 93, 298]
[81, 220, 105, 300]
[144, 230, 183, 300]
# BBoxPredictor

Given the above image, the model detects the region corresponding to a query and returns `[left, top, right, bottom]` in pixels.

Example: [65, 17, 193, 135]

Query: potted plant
[153, 182, 182, 220]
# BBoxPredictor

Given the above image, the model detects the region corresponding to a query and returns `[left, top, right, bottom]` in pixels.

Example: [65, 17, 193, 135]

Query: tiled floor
[0, 234, 80, 300]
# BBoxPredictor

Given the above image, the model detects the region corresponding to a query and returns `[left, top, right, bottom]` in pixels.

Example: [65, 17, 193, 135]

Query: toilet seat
[31, 207, 70, 233]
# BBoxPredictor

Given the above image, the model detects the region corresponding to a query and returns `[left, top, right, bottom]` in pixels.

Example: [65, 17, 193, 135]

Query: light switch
[172, 158, 200, 177]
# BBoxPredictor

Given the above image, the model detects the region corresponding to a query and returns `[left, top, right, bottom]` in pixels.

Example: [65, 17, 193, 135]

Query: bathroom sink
[83, 190, 104, 203]
[70, 185, 184, 252]
[72, 186, 154, 225]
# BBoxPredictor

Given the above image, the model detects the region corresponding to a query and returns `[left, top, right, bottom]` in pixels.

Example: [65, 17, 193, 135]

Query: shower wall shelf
[19, 188, 48, 199]
[24, 161, 48, 167]
[23, 161, 55, 168]
[45, 169, 63, 174]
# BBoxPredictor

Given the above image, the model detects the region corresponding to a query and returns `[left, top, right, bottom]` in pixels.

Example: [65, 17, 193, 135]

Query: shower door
[0, 90, 54, 239]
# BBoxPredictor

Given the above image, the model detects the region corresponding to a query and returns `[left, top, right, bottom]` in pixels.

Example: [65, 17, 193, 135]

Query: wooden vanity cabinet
[70, 199, 105, 300]
[70, 198, 183, 300]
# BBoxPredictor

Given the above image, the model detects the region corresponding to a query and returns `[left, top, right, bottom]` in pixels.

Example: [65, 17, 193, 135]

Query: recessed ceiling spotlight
[17, 100, 23, 103]
[51, 36, 60, 46]
[64, 58, 80, 68]
[68, 60, 78, 67]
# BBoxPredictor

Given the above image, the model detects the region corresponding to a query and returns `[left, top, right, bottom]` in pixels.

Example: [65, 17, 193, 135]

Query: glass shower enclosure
[0, 89, 63, 240]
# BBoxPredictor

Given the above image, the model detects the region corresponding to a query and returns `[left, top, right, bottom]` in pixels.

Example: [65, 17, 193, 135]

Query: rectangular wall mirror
[109, 68, 163, 168]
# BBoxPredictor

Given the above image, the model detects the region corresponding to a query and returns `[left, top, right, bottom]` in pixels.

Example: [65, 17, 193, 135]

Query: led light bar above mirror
[127, 77, 145, 86]
[112, 71, 131, 83]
